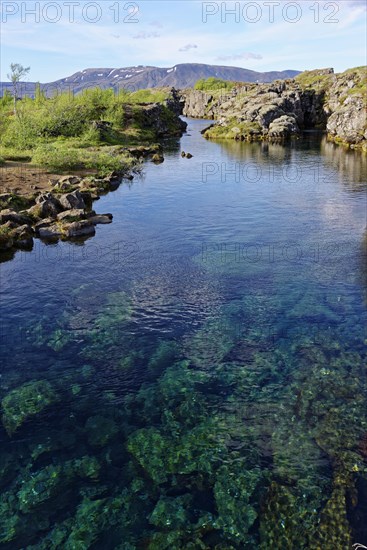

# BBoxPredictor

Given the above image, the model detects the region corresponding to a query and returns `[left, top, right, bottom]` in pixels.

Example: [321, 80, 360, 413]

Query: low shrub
[83, 151, 135, 177]
[32, 145, 81, 172]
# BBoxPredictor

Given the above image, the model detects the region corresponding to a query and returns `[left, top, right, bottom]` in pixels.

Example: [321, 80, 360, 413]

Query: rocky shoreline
[0, 145, 169, 257]
[181, 67, 367, 149]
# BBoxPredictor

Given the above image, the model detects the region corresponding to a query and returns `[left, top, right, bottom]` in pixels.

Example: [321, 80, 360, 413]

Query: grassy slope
[0, 88, 175, 175]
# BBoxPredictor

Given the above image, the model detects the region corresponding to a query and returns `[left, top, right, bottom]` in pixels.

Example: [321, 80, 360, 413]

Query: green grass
[204, 119, 262, 140]
[31, 143, 136, 176]
[0, 147, 32, 161]
[194, 77, 236, 92]
[295, 70, 334, 91]
[128, 88, 170, 104]
[32, 145, 81, 172]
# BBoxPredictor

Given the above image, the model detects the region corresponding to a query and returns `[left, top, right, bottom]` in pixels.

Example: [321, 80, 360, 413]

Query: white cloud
[179, 44, 198, 52]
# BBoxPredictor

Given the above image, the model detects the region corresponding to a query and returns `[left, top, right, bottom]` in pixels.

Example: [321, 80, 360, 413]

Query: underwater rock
[88, 214, 113, 225]
[147, 340, 179, 374]
[18, 464, 63, 513]
[67, 456, 101, 481]
[271, 417, 331, 492]
[85, 415, 119, 447]
[259, 482, 319, 549]
[0, 491, 22, 544]
[312, 473, 353, 549]
[184, 318, 236, 368]
[128, 414, 228, 486]
[128, 428, 169, 484]
[62, 494, 136, 549]
[213, 462, 260, 543]
[1, 380, 58, 435]
[149, 495, 192, 529]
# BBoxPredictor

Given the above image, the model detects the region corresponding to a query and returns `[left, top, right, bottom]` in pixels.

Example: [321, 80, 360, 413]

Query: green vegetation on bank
[0, 86, 179, 175]
[294, 69, 335, 92]
[194, 77, 235, 92]
[204, 118, 262, 140]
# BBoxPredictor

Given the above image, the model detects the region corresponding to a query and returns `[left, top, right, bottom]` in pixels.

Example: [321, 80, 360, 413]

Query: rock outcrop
[0, 172, 119, 251]
[181, 67, 366, 149]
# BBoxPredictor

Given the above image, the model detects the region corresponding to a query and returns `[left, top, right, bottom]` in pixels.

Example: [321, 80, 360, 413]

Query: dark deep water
[0, 118, 366, 548]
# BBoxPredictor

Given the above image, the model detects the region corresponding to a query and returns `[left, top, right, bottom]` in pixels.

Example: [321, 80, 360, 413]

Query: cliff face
[181, 67, 367, 149]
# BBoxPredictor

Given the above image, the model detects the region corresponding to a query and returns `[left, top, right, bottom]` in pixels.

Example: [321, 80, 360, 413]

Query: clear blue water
[0, 118, 366, 548]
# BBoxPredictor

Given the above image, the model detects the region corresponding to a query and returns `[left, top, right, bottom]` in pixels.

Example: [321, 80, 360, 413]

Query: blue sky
[0, 0, 366, 81]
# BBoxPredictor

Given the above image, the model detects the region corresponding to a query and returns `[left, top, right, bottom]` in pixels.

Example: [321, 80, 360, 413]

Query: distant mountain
[0, 63, 300, 97]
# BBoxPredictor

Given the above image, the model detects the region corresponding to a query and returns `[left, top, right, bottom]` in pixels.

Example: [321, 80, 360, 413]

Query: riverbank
[0, 88, 187, 256]
[181, 67, 367, 150]
[0, 144, 174, 256]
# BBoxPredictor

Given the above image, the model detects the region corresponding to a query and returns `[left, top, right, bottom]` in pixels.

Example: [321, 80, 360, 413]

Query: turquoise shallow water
[0, 118, 366, 548]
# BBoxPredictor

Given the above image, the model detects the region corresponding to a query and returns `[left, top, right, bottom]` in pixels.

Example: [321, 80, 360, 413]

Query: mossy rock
[1, 380, 58, 435]
[213, 462, 260, 543]
[17, 464, 63, 513]
[149, 495, 192, 529]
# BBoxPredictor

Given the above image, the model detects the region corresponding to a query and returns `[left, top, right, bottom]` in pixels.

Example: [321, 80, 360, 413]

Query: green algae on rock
[1, 380, 58, 435]
[213, 462, 261, 543]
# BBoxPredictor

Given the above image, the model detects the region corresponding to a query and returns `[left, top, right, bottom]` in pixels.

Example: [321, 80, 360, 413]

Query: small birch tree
[7, 63, 30, 115]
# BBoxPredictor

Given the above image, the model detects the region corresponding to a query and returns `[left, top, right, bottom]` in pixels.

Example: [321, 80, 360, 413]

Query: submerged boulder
[1, 380, 58, 435]
[88, 214, 113, 225]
